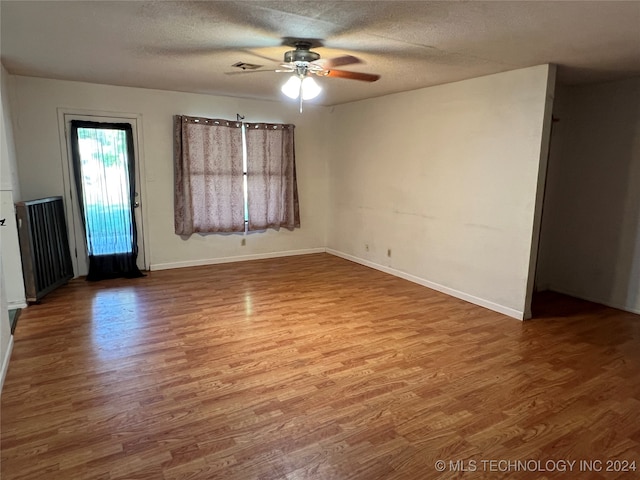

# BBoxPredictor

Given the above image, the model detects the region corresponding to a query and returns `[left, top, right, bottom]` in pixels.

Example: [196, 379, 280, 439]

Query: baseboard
[150, 248, 327, 271]
[326, 249, 524, 320]
[150, 246, 526, 319]
[0, 335, 14, 395]
[546, 285, 640, 315]
[8, 300, 27, 309]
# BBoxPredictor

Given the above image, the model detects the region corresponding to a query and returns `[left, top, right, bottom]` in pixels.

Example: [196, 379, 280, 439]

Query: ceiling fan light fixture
[301, 76, 321, 100]
[281, 75, 301, 99]
[281, 74, 322, 102]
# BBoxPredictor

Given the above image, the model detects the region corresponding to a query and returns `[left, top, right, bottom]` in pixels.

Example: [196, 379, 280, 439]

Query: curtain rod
[237, 114, 245, 122]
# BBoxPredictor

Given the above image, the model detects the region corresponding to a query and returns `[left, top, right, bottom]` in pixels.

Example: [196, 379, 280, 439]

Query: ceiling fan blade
[325, 69, 381, 82]
[321, 55, 361, 68]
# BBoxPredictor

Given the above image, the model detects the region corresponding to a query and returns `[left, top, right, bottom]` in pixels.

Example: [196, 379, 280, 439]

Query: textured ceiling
[1, 1, 639, 106]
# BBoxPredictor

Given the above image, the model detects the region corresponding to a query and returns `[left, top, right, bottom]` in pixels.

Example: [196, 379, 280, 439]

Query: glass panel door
[69, 120, 144, 280]
[75, 126, 134, 255]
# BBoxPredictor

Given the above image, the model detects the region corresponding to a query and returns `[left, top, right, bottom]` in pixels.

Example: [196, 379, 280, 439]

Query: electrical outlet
[241, 238, 246, 246]
[387, 248, 392, 257]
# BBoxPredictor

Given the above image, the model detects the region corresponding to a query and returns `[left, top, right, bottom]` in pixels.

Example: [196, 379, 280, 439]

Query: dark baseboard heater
[16, 196, 74, 303]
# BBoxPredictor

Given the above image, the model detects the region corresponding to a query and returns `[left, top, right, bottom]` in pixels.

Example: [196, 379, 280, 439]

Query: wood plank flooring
[2, 253, 640, 479]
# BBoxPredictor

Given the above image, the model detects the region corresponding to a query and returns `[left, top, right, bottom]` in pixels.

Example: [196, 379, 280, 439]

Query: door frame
[57, 108, 150, 277]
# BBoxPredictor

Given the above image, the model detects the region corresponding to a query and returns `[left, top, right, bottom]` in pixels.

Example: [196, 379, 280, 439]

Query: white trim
[56, 108, 150, 276]
[546, 285, 640, 315]
[56, 109, 79, 275]
[7, 301, 27, 309]
[0, 336, 14, 394]
[326, 249, 525, 320]
[525, 64, 557, 321]
[150, 248, 326, 271]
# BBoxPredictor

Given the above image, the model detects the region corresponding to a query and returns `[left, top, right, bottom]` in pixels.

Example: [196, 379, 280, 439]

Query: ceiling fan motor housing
[284, 42, 320, 63]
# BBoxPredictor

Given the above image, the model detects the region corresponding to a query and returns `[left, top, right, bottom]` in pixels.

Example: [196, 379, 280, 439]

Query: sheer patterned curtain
[174, 115, 244, 234]
[70, 120, 143, 281]
[245, 123, 300, 231]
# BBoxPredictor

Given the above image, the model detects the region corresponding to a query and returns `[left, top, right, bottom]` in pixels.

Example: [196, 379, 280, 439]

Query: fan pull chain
[299, 82, 304, 113]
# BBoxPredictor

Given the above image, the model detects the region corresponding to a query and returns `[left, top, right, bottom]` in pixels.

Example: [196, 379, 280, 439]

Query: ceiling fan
[277, 40, 381, 83]
[229, 39, 381, 112]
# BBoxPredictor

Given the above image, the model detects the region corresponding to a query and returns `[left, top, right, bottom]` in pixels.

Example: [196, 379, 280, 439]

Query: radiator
[16, 196, 74, 303]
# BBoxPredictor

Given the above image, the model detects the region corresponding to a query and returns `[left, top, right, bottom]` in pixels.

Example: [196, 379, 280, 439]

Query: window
[174, 115, 300, 236]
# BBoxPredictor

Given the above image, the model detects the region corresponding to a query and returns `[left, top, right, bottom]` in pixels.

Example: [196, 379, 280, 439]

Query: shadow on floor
[531, 290, 611, 319]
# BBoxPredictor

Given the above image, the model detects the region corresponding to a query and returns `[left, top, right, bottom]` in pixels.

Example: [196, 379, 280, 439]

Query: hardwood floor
[2, 253, 639, 479]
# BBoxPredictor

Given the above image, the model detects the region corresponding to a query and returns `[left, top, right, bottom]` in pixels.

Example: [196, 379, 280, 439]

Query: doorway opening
[59, 111, 148, 278]
[69, 121, 143, 280]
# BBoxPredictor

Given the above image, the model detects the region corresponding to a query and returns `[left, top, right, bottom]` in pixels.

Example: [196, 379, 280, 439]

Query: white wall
[327, 65, 555, 319]
[536, 78, 640, 314]
[1, 66, 27, 307]
[8, 66, 557, 321]
[1, 67, 27, 310]
[0, 191, 24, 309]
[10, 76, 330, 272]
[1, 67, 22, 198]
[0, 254, 14, 392]
[1, 64, 24, 390]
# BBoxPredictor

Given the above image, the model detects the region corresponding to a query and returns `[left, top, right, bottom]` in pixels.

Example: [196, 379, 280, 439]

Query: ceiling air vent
[232, 62, 263, 71]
